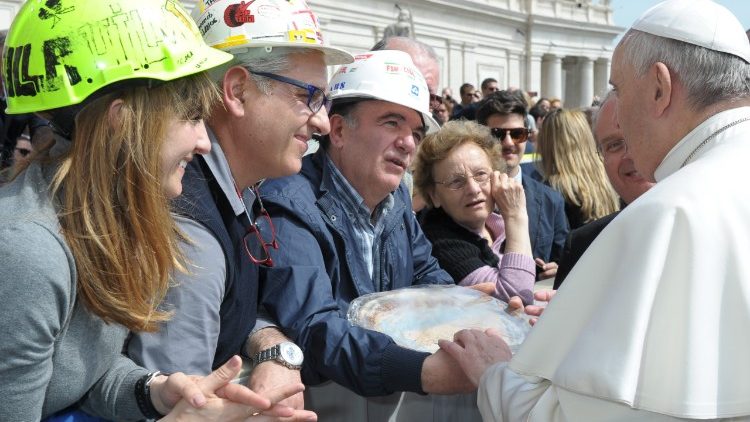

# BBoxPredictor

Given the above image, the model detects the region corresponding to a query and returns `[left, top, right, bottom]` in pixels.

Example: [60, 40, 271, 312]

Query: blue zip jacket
[258, 150, 453, 396]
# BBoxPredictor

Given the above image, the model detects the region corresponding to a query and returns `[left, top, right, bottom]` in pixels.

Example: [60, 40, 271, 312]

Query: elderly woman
[536, 109, 620, 229]
[414, 120, 535, 305]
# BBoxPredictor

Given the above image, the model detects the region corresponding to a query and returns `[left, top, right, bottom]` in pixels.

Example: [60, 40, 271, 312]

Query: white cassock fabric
[479, 107, 750, 421]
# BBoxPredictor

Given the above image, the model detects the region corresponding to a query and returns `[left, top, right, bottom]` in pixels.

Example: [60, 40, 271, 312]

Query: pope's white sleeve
[477, 361, 551, 422]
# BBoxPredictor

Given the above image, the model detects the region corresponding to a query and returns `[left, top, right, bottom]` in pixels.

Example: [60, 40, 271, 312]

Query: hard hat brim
[220, 42, 354, 65]
[332, 93, 440, 135]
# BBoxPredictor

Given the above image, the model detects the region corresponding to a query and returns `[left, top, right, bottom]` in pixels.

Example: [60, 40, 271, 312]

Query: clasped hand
[152, 355, 316, 421]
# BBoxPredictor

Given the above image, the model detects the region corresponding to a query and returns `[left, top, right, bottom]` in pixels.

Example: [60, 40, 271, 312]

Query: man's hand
[438, 329, 511, 388]
[420, 348, 476, 394]
[535, 258, 558, 280]
[155, 355, 313, 421]
[246, 328, 316, 420]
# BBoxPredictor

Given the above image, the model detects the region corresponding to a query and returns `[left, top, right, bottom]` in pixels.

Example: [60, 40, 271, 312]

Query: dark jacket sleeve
[259, 182, 432, 396]
[549, 190, 569, 265]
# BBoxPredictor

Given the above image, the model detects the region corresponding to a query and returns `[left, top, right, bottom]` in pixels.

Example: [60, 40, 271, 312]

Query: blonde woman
[0, 0, 302, 420]
[536, 109, 620, 229]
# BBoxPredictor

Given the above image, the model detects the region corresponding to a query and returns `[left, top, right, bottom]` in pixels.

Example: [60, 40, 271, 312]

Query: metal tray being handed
[347, 284, 530, 353]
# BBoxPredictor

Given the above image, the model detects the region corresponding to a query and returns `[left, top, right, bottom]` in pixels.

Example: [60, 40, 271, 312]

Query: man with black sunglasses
[477, 90, 569, 281]
[127, 0, 353, 418]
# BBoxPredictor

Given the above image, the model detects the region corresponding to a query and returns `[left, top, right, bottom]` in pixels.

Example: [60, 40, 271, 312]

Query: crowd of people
[1, 0, 749, 421]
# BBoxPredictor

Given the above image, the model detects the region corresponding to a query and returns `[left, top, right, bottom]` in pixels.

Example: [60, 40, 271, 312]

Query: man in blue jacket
[259, 51, 475, 420]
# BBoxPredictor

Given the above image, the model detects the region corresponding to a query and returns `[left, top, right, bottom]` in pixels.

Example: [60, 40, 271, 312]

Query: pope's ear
[652, 62, 672, 117]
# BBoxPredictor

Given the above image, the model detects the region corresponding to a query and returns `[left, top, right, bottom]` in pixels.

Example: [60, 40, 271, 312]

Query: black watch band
[135, 371, 166, 420]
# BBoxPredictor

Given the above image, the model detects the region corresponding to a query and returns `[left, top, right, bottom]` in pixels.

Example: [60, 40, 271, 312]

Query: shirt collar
[654, 106, 750, 182]
[324, 152, 395, 224]
[203, 126, 256, 217]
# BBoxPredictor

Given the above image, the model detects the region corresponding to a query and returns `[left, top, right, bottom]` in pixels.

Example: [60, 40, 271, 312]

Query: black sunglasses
[490, 127, 530, 144]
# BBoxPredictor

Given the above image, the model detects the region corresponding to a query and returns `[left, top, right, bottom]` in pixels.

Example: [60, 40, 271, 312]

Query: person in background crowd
[127, 1, 352, 421]
[477, 91, 568, 280]
[481, 78, 500, 97]
[10, 132, 31, 173]
[414, 120, 535, 305]
[443, 87, 460, 113]
[441, 1, 750, 420]
[0, 0, 301, 420]
[0, 29, 52, 182]
[535, 109, 620, 229]
[433, 101, 451, 125]
[455, 78, 502, 121]
[452, 83, 478, 119]
[553, 91, 654, 288]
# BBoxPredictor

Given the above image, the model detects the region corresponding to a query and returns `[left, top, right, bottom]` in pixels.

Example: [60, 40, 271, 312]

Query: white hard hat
[328, 50, 440, 134]
[192, 0, 353, 65]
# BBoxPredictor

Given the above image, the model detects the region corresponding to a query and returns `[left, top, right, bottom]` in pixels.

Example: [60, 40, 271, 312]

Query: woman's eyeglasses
[490, 127, 530, 144]
[242, 186, 278, 267]
[249, 71, 330, 114]
[434, 169, 491, 190]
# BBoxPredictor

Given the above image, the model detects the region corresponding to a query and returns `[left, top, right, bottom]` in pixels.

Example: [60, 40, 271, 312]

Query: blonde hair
[413, 120, 505, 208]
[50, 72, 219, 332]
[536, 109, 619, 224]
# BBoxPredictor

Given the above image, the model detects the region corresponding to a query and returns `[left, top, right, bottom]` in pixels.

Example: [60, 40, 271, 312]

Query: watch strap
[253, 343, 302, 370]
[135, 371, 166, 420]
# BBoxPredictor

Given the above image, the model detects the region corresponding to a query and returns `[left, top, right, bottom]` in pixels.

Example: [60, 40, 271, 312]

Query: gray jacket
[0, 155, 147, 420]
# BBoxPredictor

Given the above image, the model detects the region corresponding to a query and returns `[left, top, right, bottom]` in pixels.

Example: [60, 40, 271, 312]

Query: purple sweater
[420, 208, 535, 304]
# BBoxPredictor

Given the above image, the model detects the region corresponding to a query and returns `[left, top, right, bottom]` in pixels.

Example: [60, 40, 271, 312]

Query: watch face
[279, 342, 304, 366]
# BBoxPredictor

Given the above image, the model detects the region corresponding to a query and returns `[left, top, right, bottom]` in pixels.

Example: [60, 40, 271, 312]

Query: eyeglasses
[597, 138, 627, 159]
[242, 187, 278, 267]
[434, 169, 491, 190]
[249, 71, 330, 114]
[490, 127, 530, 144]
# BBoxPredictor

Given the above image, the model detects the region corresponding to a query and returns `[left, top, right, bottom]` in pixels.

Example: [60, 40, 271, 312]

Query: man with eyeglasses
[126, 0, 353, 417]
[477, 90, 569, 281]
[257, 50, 476, 420]
[553, 91, 654, 288]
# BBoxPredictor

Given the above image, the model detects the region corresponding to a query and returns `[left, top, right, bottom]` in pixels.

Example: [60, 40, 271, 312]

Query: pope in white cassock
[439, 0, 750, 420]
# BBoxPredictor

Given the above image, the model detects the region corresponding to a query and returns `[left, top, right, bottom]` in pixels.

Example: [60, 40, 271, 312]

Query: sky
[610, 0, 750, 43]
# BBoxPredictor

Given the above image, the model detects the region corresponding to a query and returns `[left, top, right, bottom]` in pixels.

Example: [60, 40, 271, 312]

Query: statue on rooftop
[384, 5, 415, 39]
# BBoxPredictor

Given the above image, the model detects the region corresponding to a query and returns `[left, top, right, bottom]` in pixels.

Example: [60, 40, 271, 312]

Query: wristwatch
[252, 341, 304, 370]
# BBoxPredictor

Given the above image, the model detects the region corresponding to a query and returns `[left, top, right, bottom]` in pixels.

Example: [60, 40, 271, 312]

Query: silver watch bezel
[278, 341, 304, 367]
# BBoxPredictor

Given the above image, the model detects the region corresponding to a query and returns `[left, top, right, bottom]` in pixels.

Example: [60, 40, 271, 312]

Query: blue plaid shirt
[325, 156, 394, 280]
